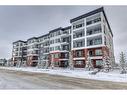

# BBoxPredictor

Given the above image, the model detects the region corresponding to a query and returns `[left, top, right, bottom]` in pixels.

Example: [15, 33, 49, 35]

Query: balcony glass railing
[86, 17, 101, 26]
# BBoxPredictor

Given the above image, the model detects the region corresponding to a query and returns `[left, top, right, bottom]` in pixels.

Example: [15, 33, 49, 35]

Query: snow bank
[0, 67, 126, 83]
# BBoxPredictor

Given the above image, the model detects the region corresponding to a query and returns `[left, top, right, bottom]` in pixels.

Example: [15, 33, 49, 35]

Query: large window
[96, 60, 103, 66]
[50, 47, 54, 51]
[73, 20, 84, 29]
[54, 53, 59, 58]
[62, 45, 69, 50]
[55, 46, 60, 50]
[94, 37, 102, 45]
[86, 17, 101, 26]
[50, 40, 54, 44]
[75, 60, 84, 65]
[62, 37, 69, 43]
[50, 33, 54, 38]
[61, 53, 68, 58]
[63, 30, 69, 34]
[73, 39, 85, 48]
[87, 36, 102, 46]
[95, 49, 102, 56]
[75, 50, 84, 57]
[86, 13, 101, 26]
[89, 50, 94, 56]
[73, 29, 85, 39]
[87, 25, 101, 35]
[54, 62, 59, 66]
[55, 38, 60, 43]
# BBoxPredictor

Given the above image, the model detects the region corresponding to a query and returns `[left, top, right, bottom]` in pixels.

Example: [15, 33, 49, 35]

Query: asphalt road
[0, 69, 127, 89]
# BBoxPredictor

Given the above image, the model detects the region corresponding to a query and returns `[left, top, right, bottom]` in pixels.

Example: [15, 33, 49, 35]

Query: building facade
[70, 7, 114, 68]
[49, 26, 71, 67]
[12, 40, 27, 67]
[27, 37, 39, 66]
[0, 59, 7, 66]
[12, 7, 115, 68]
[38, 34, 50, 68]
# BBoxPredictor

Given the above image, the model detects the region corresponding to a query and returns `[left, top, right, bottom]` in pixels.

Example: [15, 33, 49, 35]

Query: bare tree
[119, 52, 127, 74]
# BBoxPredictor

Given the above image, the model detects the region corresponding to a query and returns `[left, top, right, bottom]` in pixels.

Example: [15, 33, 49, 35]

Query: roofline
[49, 27, 62, 33]
[62, 26, 71, 30]
[70, 7, 104, 23]
[27, 37, 38, 41]
[70, 7, 113, 37]
[13, 40, 26, 44]
[38, 33, 49, 38]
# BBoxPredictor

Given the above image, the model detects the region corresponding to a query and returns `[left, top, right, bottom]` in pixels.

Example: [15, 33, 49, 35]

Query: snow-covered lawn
[0, 66, 126, 83]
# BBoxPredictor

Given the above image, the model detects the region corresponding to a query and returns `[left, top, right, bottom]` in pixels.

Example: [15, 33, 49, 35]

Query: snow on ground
[0, 66, 126, 83]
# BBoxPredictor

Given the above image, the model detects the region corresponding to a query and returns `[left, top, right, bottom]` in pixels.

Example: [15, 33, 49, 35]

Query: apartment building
[12, 40, 27, 66]
[27, 37, 39, 66]
[12, 7, 115, 68]
[0, 59, 7, 66]
[70, 7, 115, 68]
[38, 34, 50, 68]
[49, 26, 71, 67]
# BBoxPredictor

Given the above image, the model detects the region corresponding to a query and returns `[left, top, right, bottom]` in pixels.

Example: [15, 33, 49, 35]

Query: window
[54, 53, 59, 58]
[50, 40, 54, 44]
[73, 29, 85, 39]
[62, 37, 69, 43]
[94, 18, 101, 23]
[50, 47, 54, 51]
[87, 25, 101, 35]
[61, 53, 68, 58]
[87, 36, 102, 46]
[86, 13, 101, 26]
[95, 49, 102, 56]
[73, 20, 84, 29]
[94, 37, 102, 45]
[86, 21, 92, 25]
[75, 60, 84, 65]
[96, 60, 103, 66]
[20, 43, 23, 46]
[62, 45, 69, 50]
[55, 39, 60, 43]
[54, 62, 59, 66]
[75, 50, 84, 57]
[73, 39, 85, 48]
[89, 50, 94, 56]
[55, 46, 60, 50]
[63, 30, 69, 34]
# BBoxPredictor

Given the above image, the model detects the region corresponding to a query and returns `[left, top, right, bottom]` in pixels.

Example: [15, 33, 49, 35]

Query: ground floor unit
[12, 46, 115, 68]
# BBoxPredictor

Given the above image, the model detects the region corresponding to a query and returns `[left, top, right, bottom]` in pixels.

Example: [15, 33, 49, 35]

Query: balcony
[87, 36, 102, 46]
[74, 50, 84, 58]
[86, 25, 102, 36]
[60, 53, 69, 59]
[61, 45, 69, 51]
[73, 39, 85, 48]
[86, 17, 101, 26]
[86, 13, 101, 26]
[73, 29, 85, 39]
[61, 37, 69, 43]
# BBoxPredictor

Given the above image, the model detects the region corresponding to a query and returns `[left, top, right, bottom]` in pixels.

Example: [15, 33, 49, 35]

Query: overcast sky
[0, 6, 126, 63]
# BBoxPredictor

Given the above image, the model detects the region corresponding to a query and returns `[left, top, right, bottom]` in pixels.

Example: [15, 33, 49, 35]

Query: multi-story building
[70, 7, 115, 68]
[27, 37, 39, 66]
[12, 7, 115, 68]
[12, 40, 27, 66]
[49, 26, 71, 67]
[38, 34, 50, 68]
[0, 59, 7, 66]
